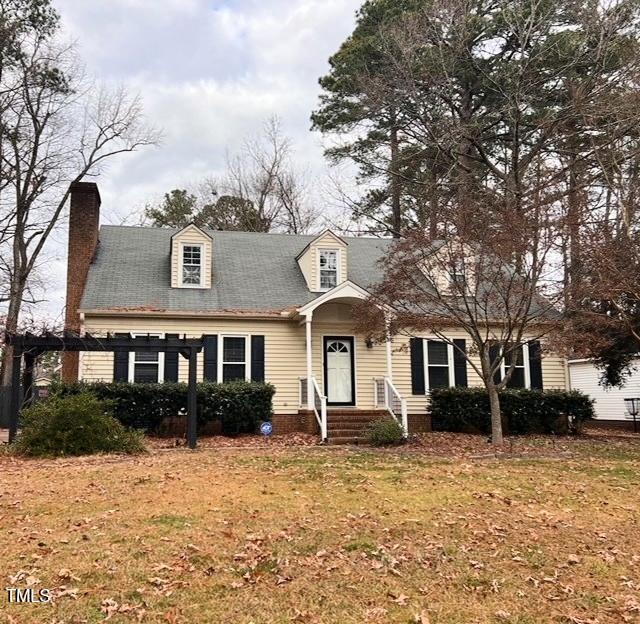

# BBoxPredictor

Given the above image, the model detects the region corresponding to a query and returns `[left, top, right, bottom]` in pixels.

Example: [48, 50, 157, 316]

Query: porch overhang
[296, 280, 372, 321]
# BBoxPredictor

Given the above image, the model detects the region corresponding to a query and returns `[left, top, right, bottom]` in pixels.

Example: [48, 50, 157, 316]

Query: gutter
[78, 308, 299, 321]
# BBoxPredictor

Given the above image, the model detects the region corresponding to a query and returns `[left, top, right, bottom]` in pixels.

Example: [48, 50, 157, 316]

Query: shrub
[50, 381, 275, 436]
[429, 387, 595, 435]
[198, 381, 275, 436]
[365, 417, 406, 446]
[12, 393, 146, 457]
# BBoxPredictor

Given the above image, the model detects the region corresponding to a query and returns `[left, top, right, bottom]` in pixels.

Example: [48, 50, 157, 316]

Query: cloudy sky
[40, 0, 361, 321]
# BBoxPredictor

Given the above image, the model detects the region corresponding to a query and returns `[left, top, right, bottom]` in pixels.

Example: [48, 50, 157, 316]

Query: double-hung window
[502, 344, 530, 389]
[129, 333, 164, 383]
[319, 250, 338, 290]
[424, 340, 455, 390]
[182, 244, 202, 286]
[220, 336, 249, 383]
[450, 260, 466, 288]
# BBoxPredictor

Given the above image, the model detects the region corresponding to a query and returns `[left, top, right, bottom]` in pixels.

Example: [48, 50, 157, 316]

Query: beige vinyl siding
[82, 316, 307, 414]
[81, 307, 568, 416]
[170, 225, 213, 289]
[296, 249, 314, 291]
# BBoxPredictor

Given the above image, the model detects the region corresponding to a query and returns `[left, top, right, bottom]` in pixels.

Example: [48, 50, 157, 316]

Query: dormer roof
[294, 229, 348, 261]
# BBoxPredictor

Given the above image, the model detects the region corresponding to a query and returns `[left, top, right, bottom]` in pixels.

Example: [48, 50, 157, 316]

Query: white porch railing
[374, 377, 408, 437]
[299, 377, 327, 441]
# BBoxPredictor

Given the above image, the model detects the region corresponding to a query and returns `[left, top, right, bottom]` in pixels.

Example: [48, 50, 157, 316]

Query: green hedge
[429, 388, 594, 435]
[50, 381, 275, 436]
[13, 393, 146, 457]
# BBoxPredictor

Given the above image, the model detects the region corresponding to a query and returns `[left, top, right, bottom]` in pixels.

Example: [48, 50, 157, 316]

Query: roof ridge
[99, 224, 390, 242]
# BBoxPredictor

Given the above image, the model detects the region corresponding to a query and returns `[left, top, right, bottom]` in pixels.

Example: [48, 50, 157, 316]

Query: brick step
[327, 409, 387, 415]
[327, 413, 387, 422]
[327, 422, 371, 431]
[328, 428, 370, 438]
[328, 436, 365, 445]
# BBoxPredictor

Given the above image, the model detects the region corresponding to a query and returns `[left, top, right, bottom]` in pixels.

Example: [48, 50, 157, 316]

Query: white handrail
[309, 377, 327, 441]
[382, 377, 408, 438]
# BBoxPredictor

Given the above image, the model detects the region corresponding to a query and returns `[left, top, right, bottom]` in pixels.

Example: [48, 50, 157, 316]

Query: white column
[385, 317, 393, 380]
[305, 314, 313, 410]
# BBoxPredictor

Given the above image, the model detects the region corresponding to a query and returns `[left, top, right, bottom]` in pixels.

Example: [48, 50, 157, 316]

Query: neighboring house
[569, 359, 640, 428]
[61, 182, 568, 440]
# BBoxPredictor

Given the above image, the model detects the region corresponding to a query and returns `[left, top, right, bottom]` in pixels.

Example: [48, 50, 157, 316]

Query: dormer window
[182, 244, 202, 286]
[319, 250, 338, 290]
[450, 260, 465, 287]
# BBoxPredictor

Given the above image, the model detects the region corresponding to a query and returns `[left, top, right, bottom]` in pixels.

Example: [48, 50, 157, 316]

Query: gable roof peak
[170, 222, 212, 241]
[295, 228, 348, 260]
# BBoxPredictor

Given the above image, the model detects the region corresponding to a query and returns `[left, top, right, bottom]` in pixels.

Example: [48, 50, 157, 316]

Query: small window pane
[428, 366, 450, 388]
[427, 341, 448, 365]
[320, 271, 337, 289]
[134, 363, 159, 383]
[134, 349, 158, 363]
[223, 337, 246, 362]
[320, 251, 337, 269]
[504, 345, 524, 366]
[507, 368, 525, 388]
[182, 265, 201, 284]
[223, 364, 245, 383]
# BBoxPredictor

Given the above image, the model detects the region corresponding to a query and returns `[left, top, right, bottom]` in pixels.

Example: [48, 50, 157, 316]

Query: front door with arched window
[324, 336, 355, 406]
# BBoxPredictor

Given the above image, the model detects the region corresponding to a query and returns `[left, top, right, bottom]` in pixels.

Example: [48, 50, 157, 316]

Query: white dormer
[170, 223, 213, 289]
[296, 229, 348, 292]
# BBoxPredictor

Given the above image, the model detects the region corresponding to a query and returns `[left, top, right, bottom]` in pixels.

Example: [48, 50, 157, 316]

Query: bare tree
[358, 209, 562, 444]
[211, 117, 317, 234]
[0, 32, 159, 387]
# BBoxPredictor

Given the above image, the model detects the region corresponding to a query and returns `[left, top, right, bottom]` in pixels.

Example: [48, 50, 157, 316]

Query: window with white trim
[220, 335, 249, 383]
[424, 340, 455, 390]
[449, 259, 466, 288]
[319, 250, 338, 290]
[501, 343, 530, 389]
[129, 333, 164, 383]
[181, 244, 203, 286]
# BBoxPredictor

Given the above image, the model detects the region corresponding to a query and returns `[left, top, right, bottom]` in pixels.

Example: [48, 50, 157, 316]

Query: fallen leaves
[1, 439, 639, 624]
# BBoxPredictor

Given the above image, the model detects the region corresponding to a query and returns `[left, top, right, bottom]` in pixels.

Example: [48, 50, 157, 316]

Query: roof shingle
[80, 226, 391, 313]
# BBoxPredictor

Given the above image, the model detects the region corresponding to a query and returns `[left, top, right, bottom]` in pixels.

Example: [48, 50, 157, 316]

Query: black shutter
[113, 332, 129, 382]
[489, 343, 501, 385]
[251, 335, 265, 382]
[203, 335, 218, 382]
[529, 340, 543, 390]
[410, 337, 425, 395]
[164, 333, 179, 382]
[453, 339, 468, 387]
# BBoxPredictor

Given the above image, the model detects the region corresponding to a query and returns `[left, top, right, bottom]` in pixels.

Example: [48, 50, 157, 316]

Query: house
[568, 359, 640, 429]
[61, 182, 568, 439]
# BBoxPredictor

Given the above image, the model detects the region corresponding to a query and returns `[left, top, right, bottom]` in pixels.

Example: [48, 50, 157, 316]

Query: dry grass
[1, 434, 639, 624]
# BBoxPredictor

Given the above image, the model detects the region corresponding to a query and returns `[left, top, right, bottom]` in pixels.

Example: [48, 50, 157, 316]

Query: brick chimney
[61, 181, 101, 382]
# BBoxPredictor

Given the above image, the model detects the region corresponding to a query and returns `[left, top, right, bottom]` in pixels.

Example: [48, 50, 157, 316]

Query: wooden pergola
[4, 332, 204, 449]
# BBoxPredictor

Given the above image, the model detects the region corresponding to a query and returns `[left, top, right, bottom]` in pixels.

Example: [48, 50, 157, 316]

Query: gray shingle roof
[80, 226, 392, 314]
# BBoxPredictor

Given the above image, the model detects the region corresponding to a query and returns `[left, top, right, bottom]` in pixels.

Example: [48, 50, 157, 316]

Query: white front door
[325, 338, 354, 405]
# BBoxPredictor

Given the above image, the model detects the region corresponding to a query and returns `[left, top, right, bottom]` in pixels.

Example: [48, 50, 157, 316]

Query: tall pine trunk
[389, 112, 402, 238]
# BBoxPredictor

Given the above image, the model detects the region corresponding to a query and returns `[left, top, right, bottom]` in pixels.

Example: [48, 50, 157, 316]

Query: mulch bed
[146, 432, 320, 449]
[146, 428, 640, 460]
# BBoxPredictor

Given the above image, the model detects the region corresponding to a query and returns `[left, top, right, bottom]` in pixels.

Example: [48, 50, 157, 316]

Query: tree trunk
[567, 151, 584, 306]
[481, 348, 504, 444]
[487, 383, 504, 445]
[0, 278, 25, 389]
[389, 114, 402, 238]
[429, 168, 438, 239]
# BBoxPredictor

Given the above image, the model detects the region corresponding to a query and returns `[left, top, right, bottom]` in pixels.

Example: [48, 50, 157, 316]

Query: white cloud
[34, 0, 361, 319]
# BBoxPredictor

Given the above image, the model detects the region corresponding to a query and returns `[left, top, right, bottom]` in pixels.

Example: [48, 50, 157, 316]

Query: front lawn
[1, 434, 639, 623]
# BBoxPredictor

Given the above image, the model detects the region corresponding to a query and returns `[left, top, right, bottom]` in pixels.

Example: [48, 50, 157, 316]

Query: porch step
[326, 410, 391, 445]
[328, 436, 366, 446]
